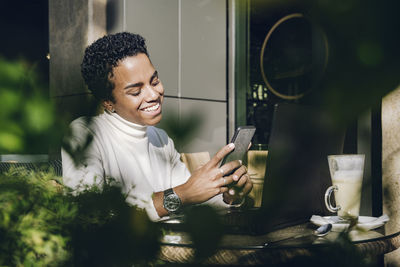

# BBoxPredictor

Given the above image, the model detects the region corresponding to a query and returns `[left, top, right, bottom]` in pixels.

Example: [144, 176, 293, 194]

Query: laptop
[221, 102, 346, 234]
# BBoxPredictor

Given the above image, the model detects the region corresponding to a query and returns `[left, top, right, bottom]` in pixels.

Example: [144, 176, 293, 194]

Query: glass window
[235, 0, 329, 147]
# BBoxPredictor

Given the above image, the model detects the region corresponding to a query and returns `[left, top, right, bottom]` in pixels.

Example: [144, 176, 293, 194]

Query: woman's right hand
[174, 143, 243, 205]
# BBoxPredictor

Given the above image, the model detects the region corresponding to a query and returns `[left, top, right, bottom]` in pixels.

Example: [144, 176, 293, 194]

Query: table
[158, 219, 400, 265]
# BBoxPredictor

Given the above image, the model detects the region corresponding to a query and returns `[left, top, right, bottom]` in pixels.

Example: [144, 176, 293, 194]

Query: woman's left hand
[222, 165, 253, 205]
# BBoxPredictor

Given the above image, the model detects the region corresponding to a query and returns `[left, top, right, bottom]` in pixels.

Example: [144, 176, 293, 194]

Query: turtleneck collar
[103, 110, 148, 140]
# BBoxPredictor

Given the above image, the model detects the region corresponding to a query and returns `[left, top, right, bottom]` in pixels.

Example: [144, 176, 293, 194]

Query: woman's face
[105, 53, 164, 126]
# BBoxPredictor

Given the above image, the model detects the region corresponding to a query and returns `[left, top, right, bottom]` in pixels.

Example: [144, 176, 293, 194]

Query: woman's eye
[128, 90, 141, 96]
[152, 79, 160, 87]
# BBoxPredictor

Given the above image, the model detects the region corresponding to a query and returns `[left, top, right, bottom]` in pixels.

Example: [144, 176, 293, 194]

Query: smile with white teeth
[143, 103, 160, 112]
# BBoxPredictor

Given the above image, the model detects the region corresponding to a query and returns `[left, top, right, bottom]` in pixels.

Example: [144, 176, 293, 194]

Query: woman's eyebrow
[124, 82, 143, 90]
[150, 71, 158, 83]
[123, 71, 158, 90]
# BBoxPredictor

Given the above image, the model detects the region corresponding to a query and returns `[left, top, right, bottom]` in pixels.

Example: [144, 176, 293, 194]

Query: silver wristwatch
[163, 188, 182, 214]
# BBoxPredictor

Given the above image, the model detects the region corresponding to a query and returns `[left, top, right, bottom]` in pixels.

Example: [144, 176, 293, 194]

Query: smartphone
[220, 126, 256, 166]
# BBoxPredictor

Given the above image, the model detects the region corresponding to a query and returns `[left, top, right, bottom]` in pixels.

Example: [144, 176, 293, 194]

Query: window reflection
[244, 1, 328, 147]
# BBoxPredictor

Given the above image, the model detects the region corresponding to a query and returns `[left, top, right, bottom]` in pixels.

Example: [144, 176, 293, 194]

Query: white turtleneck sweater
[62, 111, 227, 221]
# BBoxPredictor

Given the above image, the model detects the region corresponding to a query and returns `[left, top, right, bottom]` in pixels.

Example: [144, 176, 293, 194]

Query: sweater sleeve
[125, 192, 161, 221]
[169, 140, 191, 187]
[123, 134, 190, 222]
[61, 118, 105, 191]
[150, 127, 191, 187]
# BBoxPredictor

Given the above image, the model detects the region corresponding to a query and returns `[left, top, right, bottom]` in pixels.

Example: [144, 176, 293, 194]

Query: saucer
[310, 214, 389, 231]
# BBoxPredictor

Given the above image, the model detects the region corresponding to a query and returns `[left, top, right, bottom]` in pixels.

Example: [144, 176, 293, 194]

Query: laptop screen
[259, 103, 346, 231]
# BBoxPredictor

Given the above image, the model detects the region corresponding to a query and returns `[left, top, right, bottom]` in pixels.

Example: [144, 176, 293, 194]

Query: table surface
[158, 216, 400, 265]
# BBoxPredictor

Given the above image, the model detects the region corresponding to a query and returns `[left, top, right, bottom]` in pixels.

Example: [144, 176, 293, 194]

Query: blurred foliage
[184, 205, 224, 261]
[69, 180, 161, 267]
[61, 116, 95, 168]
[0, 167, 235, 266]
[159, 111, 204, 152]
[0, 168, 161, 267]
[0, 57, 65, 154]
[0, 168, 74, 266]
[304, 0, 400, 123]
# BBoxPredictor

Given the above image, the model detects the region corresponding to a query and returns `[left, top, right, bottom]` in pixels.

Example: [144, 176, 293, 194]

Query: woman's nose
[144, 84, 162, 100]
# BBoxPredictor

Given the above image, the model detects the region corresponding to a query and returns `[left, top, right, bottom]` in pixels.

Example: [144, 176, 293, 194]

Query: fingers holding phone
[180, 126, 255, 206]
[220, 126, 255, 206]
[178, 143, 239, 204]
[222, 165, 253, 205]
[207, 143, 235, 167]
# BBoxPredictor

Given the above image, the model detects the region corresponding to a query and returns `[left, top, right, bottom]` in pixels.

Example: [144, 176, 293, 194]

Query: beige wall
[49, 0, 107, 122]
[48, 0, 107, 158]
[382, 86, 400, 266]
[108, 0, 228, 155]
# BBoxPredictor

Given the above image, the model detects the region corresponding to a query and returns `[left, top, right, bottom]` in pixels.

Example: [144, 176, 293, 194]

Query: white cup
[324, 154, 365, 220]
[247, 150, 268, 207]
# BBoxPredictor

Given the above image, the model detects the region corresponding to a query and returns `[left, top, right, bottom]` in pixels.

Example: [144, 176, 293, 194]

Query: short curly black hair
[81, 32, 149, 101]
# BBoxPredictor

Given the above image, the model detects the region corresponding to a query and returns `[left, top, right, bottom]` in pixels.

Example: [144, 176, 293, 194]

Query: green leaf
[24, 98, 54, 133]
[0, 131, 24, 152]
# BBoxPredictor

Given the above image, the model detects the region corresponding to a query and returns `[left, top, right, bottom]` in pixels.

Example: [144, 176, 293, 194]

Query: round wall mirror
[260, 13, 329, 100]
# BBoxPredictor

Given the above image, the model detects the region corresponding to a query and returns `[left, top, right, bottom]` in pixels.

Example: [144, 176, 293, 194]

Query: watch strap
[164, 188, 174, 197]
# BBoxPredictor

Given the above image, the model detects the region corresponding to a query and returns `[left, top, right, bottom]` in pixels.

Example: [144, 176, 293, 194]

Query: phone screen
[220, 126, 256, 166]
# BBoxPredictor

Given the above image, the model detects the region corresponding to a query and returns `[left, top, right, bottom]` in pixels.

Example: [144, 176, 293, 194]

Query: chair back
[180, 152, 210, 174]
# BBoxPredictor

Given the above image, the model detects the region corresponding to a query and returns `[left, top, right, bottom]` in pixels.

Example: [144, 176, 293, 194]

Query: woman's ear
[103, 100, 115, 112]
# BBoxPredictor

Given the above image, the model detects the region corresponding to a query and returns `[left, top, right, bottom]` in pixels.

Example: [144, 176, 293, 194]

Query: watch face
[164, 194, 181, 212]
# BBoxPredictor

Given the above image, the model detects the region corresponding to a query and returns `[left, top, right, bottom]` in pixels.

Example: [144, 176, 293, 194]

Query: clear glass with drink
[324, 154, 365, 220]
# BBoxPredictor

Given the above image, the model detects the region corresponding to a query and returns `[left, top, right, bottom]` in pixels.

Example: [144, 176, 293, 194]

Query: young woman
[62, 32, 252, 221]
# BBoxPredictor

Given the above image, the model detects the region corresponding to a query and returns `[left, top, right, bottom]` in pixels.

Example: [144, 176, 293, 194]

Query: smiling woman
[62, 32, 253, 221]
[103, 54, 164, 126]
